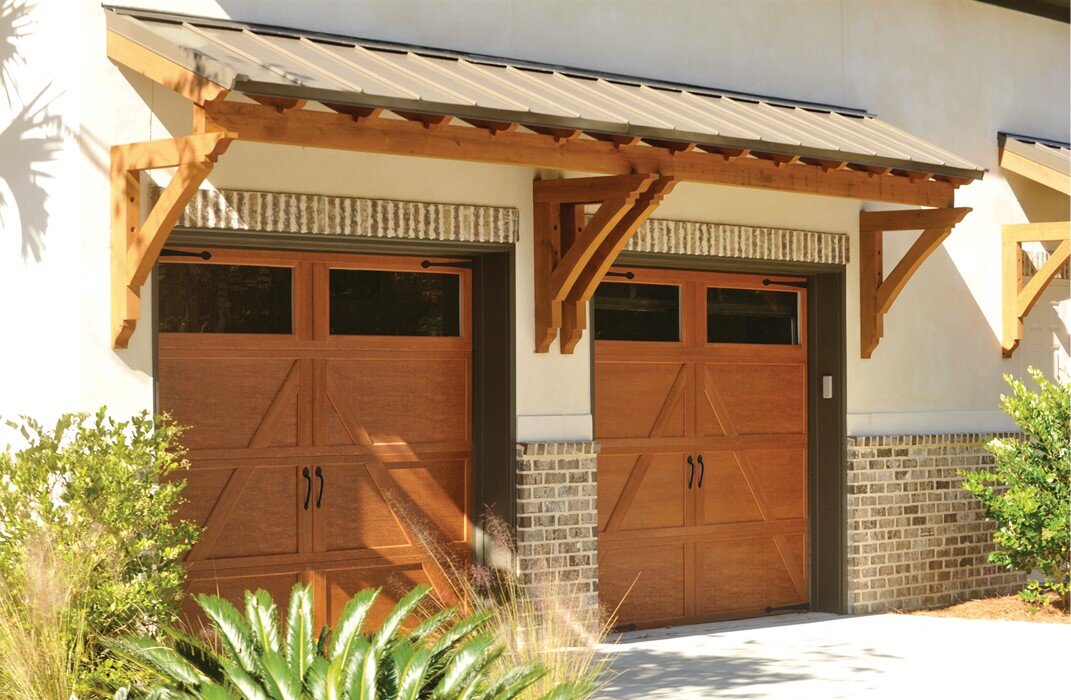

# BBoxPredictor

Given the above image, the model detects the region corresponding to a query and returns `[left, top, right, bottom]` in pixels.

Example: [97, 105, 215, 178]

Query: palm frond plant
[113, 583, 586, 699]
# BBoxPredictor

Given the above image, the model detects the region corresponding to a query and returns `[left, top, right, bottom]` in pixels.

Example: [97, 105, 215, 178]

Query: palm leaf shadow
[0, 86, 63, 261]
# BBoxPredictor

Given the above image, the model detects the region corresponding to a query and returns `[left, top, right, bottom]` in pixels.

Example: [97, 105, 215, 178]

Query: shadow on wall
[0, 0, 62, 262]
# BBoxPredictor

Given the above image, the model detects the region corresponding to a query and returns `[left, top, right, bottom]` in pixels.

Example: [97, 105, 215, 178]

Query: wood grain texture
[596, 268, 807, 628]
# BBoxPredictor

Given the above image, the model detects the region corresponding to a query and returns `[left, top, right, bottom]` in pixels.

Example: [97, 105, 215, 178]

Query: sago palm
[112, 583, 587, 699]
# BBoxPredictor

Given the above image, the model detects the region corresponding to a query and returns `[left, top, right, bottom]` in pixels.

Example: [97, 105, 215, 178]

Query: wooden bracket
[533, 174, 677, 352]
[1001, 221, 1071, 357]
[859, 206, 972, 358]
[110, 131, 235, 348]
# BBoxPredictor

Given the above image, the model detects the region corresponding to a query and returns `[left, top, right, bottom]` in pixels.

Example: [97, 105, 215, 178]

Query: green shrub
[961, 368, 1070, 603]
[0, 410, 199, 692]
[115, 583, 586, 699]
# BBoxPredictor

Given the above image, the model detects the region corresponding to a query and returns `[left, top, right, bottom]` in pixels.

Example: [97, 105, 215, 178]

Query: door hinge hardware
[605, 271, 635, 279]
[764, 602, 810, 614]
[160, 248, 212, 260]
[697, 454, 705, 488]
[315, 466, 324, 509]
[302, 467, 312, 511]
[686, 455, 695, 489]
[762, 278, 808, 289]
[421, 259, 473, 270]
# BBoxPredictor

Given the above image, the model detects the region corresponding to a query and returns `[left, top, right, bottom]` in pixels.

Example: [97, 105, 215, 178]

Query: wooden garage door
[157, 250, 471, 627]
[594, 268, 807, 629]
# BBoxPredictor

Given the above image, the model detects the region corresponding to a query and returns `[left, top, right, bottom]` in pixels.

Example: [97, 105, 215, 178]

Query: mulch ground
[910, 595, 1068, 624]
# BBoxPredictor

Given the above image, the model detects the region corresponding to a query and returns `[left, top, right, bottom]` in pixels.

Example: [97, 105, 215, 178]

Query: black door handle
[686, 455, 695, 489]
[315, 466, 324, 509]
[302, 467, 312, 511]
[697, 454, 705, 488]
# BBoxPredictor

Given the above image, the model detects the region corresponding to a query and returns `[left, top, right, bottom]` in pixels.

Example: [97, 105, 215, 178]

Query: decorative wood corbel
[859, 206, 972, 358]
[1001, 221, 1071, 357]
[533, 174, 677, 352]
[110, 132, 235, 348]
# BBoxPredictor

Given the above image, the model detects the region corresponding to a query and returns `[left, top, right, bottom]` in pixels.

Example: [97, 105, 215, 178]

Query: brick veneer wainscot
[847, 433, 1025, 614]
[515, 442, 599, 611]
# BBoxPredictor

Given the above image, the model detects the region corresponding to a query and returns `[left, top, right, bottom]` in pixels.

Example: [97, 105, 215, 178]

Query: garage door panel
[159, 358, 300, 450]
[697, 537, 802, 615]
[600, 544, 686, 624]
[183, 569, 302, 631]
[205, 466, 302, 560]
[702, 363, 805, 435]
[320, 464, 408, 553]
[322, 562, 434, 629]
[611, 453, 688, 532]
[594, 362, 687, 439]
[389, 460, 468, 544]
[747, 449, 807, 521]
[697, 452, 764, 525]
[325, 359, 469, 446]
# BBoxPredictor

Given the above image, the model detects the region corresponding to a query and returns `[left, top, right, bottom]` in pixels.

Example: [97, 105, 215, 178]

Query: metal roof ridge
[100, 3, 875, 118]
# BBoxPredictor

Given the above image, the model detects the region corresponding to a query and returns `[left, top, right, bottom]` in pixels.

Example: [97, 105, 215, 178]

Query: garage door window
[330, 269, 461, 337]
[157, 263, 293, 334]
[707, 287, 799, 345]
[594, 282, 680, 342]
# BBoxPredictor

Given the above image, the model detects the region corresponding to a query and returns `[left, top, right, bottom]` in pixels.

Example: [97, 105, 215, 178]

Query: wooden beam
[549, 195, 639, 301]
[534, 173, 658, 204]
[106, 30, 229, 105]
[533, 201, 561, 354]
[752, 151, 800, 167]
[860, 207, 972, 232]
[559, 204, 586, 354]
[1002, 221, 1071, 357]
[202, 102, 958, 207]
[859, 206, 972, 358]
[110, 133, 235, 348]
[1002, 221, 1071, 243]
[999, 147, 1071, 196]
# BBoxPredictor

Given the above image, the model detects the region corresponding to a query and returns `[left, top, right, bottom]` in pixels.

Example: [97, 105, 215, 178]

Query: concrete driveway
[597, 613, 1069, 699]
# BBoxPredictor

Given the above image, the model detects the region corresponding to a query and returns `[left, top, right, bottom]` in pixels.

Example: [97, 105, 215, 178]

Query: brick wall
[847, 433, 1025, 614]
[514, 442, 599, 610]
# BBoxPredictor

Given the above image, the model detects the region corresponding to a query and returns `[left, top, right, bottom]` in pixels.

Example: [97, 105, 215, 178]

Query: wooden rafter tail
[1002, 222, 1071, 357]
[111, 132, 236, 348]
[249, 94, 308, 112]
[858, 206, 972, 359]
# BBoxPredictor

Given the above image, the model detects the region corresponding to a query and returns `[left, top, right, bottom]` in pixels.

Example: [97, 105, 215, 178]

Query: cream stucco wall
[1, 0, 1068, 443]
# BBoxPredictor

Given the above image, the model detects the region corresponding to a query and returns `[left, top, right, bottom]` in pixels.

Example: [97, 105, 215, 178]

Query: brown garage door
[157, 249, 471, 627]
[594, 268, 808, 628]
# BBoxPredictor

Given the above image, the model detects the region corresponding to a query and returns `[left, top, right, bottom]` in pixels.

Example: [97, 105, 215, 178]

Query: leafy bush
[962, 369, 1070, 603]
[0, 410, 199, 692]
[115, 583, 585, 699]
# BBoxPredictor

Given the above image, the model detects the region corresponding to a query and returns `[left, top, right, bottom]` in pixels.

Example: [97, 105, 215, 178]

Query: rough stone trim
[624, 216, 848, 265]
[515, 442, 599, 611]
[151, 185, 519, 244]
[846, 432, 1024, 614]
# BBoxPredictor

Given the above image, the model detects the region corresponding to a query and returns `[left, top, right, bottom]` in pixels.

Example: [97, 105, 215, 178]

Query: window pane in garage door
[158, 263, 293, 334]
[594, 282, 680, 342]
[707, 287, 799, 345]
[329, 270, 461, 336]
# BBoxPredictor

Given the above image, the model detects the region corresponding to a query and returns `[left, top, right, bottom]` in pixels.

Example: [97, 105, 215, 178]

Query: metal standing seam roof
[104, 6, 985, 182]
[998, 133, 1071, 177]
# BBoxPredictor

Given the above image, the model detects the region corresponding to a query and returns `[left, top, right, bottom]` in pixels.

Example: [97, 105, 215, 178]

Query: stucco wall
[0, 0, 1068, 443]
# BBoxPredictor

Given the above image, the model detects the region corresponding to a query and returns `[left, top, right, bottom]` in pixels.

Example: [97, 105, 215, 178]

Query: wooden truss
[859, 207, 972, 358]
[110, 133, 234, 347]
[533, 174, 678, 353]
[1001, 222, 1071, 357]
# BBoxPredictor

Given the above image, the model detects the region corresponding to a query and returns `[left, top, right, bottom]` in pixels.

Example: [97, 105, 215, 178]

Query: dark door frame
[595, 251, 849, 615]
